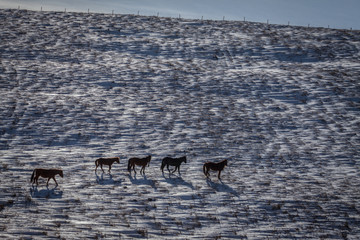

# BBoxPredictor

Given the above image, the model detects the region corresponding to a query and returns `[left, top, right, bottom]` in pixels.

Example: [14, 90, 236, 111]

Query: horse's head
[183, 156, 187, 163]
[147, 155, 151, 166]
[224, 159, 228, 166]
[59, 170, 64, 178]
[116, 157, 120, 164]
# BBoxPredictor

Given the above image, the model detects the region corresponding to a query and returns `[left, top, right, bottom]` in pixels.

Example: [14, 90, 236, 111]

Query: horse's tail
[203, 163, 207, 176]
[95, 159, 99, 167]
[127, 159, 131, 172]
[160, 159, 166, 172]
[30, 169, 36, 183]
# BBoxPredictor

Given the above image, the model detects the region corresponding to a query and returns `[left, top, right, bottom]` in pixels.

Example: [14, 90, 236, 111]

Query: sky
[0, 0, 359, 30]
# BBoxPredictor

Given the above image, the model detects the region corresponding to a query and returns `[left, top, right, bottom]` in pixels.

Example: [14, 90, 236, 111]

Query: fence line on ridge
[11, 5, 357, 31]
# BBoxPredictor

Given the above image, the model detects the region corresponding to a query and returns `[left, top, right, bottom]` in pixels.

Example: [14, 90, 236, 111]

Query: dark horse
[30, 168, 63, 186]
[161, 156, 187, 174]
[203, 159, 228, 179]
[95, 157, 120, 173]
[128, 155, 151, 175]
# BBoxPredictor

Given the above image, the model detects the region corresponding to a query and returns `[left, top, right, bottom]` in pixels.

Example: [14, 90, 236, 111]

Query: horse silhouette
[203, 159, 228, 179]
[161, 156, 187, 174]
[30, 168, 63, 186]
[128, 155, 151, 175]
[95, 157, 120, 173]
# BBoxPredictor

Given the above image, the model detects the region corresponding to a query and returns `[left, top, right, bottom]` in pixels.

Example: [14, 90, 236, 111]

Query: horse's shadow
[162, 172, 194, 190]
[95, 172, 121, 185]
[30, 185, 63, 199]
[128, 173, 156, 189]
[206, 178, 239, 197]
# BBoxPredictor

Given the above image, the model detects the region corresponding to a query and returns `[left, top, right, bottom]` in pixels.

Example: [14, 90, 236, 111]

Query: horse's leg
[172, 166, 177, 173]
[53, 177, 58, 186]
[133, 164, 136, 174]
[178, 165, 181, 175]
[108, 164, 112, 173]
[100, 164, 105, 173]
[143, 165, 147, 175]
[218, 170, 221, 179]
[167, 164, 171, 173]
[141, 166, 145, 175]
[46, 177, 50, 186]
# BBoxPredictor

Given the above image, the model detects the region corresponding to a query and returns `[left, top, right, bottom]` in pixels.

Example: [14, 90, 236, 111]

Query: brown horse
[128, 155, 151, 175]
[203, 159, 228, 179]
[161, 156, 187, 174]
[30, 168, 63, 186]
[95, 157, 120, 173]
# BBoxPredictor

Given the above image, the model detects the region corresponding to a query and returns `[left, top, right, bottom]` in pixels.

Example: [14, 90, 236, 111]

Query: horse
[128, 155, 151, 175]
[203, 159, 228, 179]
[161, 156, 187, 174]
[95, 157, 120, 173]
[30, 168, 63, 186]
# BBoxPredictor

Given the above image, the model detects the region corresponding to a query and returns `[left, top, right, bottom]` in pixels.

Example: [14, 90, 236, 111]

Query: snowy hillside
[0, 8, 359, 239]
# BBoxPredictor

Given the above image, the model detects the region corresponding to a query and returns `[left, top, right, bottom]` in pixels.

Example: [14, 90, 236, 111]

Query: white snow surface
[0, 9, 359, 239]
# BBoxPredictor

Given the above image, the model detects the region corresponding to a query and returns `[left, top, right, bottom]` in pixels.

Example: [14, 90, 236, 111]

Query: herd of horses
[30, 156, 228, 187]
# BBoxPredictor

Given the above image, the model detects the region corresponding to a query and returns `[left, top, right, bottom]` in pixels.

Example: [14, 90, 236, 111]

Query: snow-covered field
[0, 8, 359, 239]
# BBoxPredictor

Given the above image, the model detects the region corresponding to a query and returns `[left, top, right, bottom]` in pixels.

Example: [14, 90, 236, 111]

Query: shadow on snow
[128, 173, 157, 189]
[162, 172, 194, 190]
[206, 178, 239, 197]
[30, 185, 63, 199]
[95, 172, 121, 185]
